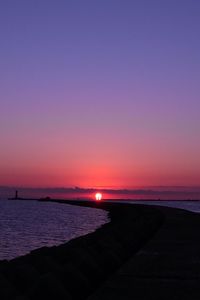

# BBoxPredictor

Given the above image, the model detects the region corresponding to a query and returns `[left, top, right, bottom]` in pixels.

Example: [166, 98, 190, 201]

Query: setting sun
[95, 193, 102, 201]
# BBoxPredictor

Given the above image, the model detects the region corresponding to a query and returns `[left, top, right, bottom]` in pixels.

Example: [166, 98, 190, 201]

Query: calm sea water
[0, 199, 108, 260]
[129, 200, 200, 213]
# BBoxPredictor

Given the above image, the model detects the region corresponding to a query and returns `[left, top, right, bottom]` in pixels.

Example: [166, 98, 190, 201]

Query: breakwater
[0, 201, 164, 300]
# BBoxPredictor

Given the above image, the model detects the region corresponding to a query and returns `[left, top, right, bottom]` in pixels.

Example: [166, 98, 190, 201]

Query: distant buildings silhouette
[15, 190, 18, 199]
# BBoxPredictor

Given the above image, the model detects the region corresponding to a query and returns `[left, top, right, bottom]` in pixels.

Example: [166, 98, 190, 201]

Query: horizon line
[1, 185, 200, 190]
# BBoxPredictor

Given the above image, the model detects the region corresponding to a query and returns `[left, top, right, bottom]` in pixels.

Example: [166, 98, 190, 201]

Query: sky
[0, 0, 200, 188]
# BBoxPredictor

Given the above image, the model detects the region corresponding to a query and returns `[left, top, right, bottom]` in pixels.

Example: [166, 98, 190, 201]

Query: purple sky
[1, 0, 200, 187]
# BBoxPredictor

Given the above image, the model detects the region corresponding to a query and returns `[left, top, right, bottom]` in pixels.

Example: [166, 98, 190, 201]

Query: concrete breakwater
[0, 201, 164, 300]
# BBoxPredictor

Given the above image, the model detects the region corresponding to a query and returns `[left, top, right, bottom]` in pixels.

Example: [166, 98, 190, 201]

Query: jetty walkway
[89, 205, 200, 300]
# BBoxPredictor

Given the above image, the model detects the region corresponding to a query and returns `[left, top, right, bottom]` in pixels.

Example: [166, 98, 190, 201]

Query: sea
[0, 199, 108, 260]
[125, 200, 200, 213]
[0, 186, 200, 261]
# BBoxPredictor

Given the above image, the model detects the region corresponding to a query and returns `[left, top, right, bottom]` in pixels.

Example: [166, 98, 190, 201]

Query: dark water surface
[0, 199, 108, 260]
[129, 200, 200, 213]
